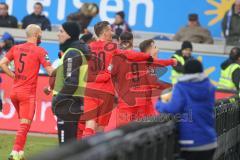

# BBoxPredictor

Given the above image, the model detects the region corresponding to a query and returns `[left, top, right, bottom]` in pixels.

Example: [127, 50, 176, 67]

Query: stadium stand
[0, 27, 234, 55]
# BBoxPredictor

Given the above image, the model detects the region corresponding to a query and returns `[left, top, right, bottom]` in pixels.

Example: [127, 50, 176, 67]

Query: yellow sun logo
[205, 0, 235, 26]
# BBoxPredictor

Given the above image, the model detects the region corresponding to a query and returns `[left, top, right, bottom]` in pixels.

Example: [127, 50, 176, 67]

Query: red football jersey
[5, 42, 51, 93]
[111, 54, 172, 107]
[87, 40, 151, 94]
[87, 40, 116, 94]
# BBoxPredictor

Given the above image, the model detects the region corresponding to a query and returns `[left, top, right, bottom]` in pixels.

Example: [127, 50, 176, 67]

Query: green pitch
[0, 133, 58, 159]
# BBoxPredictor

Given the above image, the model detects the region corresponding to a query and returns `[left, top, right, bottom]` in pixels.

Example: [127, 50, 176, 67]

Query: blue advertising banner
[1, 0, 236, 37]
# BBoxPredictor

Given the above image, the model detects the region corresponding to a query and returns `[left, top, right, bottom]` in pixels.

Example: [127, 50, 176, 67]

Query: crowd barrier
[214, 94, 240, 160]
[30, 93, 239, 160]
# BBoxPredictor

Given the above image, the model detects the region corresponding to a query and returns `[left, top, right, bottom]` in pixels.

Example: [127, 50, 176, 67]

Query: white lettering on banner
[57, 0, 66, 20]
[100, 0, 124, 23]
[40, 101, 52, 122]
[27, 0, 51, 17]
[73, 0, 83, 9]
[10, 0, 154, 28]
[128, 0, 153, 27]
[5, 0, 13, 15]
[0, 98, 15, 119]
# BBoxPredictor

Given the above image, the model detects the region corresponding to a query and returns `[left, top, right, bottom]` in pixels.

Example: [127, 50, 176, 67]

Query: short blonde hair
[25, 24, 41, 38]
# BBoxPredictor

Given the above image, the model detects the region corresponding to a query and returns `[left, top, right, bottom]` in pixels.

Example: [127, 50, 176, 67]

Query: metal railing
[30, 93, 240, 160]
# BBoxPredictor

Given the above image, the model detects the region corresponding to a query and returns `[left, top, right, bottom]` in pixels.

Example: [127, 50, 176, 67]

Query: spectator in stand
[0, 32, 15, 71]
[222, 0, 240, 46]
[0, 32, 15, 59]
[112, 34, 119, 44]
[119, 32, 133, 50]
[218, 47, 240, 91]
[22, 2, 51, 31]
[156, 59, 217, 160]
[111, 11, 131, 38]
[0, 2, 18, 28]
[171, 41, 194, 84]
[173, 14, 213, 44]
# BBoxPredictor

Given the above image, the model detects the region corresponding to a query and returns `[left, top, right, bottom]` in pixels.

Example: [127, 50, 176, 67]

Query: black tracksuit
[52, 40, 90, 145]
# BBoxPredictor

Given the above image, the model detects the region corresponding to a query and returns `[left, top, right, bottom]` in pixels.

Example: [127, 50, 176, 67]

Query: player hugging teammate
[81, 21, 177, 136]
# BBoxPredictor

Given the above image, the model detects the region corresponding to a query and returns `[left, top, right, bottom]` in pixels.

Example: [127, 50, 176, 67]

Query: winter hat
[116, 11, 125, 19]
[184, 59, 203, 74]
[62, 22, 81, 40]
[188, 13, 198, 21]
[181, 41, 193, 50]
[1, 32, 14, 42]
[229, 47, 240, 61]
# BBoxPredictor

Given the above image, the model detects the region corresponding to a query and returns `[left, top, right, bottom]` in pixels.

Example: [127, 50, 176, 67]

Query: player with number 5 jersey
[0, 24, 54, 160]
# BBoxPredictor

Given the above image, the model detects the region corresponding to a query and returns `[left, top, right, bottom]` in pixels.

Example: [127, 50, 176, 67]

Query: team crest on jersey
[108, 64, 113, 71]
[45, 54, 50, 61]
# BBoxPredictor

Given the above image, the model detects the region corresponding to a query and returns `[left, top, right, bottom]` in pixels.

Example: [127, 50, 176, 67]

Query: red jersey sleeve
[116, 49, 151, 61]
[153, 59, 174, 67]
[39, 49, 51, 68]
[5, 46, 15, 61]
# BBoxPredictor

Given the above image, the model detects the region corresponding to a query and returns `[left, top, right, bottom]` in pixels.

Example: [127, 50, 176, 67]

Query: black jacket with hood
[58, 40, 90, 96]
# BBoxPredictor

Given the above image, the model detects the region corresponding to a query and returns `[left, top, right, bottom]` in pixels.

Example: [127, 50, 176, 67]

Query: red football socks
[82, 128, 96, 138]
[13, 123, 31, 151]
[77, 122, 85, 140]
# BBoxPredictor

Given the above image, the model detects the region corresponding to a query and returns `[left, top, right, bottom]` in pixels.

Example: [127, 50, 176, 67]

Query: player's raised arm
[153, 58, 178, 67]
[116, 48, 152, 61]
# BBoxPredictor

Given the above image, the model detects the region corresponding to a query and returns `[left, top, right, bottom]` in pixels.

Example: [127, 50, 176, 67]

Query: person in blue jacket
[156, 59, 217, 160]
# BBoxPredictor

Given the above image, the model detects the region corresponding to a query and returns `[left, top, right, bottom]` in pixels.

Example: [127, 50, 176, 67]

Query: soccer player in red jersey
[112, 35, 175, 127]
[82, 21, 153, 136]
[0, 24, 53, 160]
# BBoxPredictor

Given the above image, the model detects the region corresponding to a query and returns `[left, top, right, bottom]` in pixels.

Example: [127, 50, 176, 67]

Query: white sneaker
[8, 151, 19, 160]
[18, 151, 25, 160]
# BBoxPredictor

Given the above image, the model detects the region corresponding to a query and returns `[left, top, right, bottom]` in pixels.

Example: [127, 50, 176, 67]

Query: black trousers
[52, 95, 83, 145]
[181, 149, 216, 160]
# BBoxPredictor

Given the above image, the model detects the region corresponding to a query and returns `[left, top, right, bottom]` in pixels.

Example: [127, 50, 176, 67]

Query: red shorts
[10, 91, 36, 120]
[116, 105, 156, 127]
[83, 92, 115, 126]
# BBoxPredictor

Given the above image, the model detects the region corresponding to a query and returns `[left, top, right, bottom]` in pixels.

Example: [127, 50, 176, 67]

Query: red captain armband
[82, 128, 96, 138]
